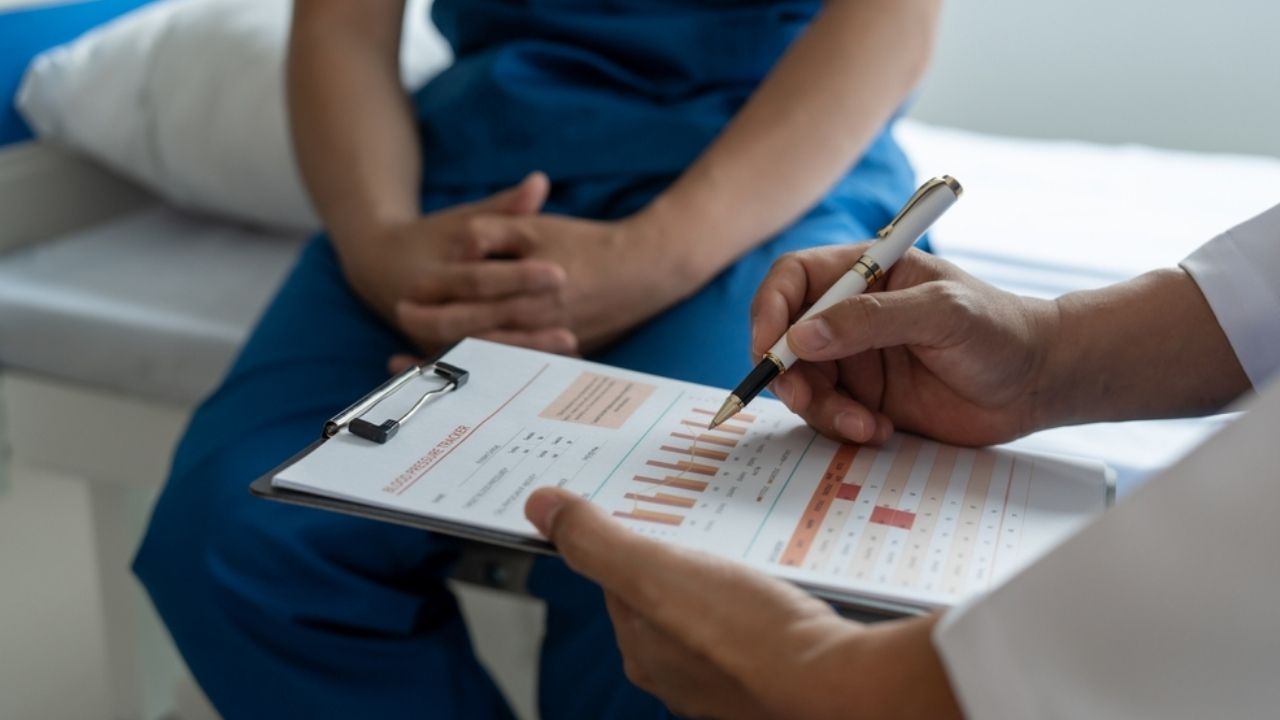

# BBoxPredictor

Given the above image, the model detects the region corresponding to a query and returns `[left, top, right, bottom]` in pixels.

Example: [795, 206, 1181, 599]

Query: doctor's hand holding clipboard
[526, 203, 1280, 720]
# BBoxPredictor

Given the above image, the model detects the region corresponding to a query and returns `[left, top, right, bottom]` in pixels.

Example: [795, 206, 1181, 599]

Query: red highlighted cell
[836, 483, 862, 502]
[869, 506, 916, 530]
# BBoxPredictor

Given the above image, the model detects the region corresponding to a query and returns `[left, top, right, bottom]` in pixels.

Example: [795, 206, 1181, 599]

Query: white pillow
[16, 0, 451, 232]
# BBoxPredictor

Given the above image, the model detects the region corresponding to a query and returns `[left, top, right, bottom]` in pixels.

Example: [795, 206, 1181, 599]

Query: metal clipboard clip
[323, 361, 470, 444]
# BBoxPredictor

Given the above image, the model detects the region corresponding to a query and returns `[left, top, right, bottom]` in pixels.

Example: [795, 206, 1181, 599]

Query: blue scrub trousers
[134, 148, 915, 717]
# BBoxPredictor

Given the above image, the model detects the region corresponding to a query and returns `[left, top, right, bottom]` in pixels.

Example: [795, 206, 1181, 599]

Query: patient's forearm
[638, 0, 940, 287]
[287, 0, 420, 256]
[1036, 269, 1250, 429]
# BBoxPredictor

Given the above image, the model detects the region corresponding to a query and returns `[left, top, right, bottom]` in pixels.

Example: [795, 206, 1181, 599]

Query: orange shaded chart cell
[539, 371, 655, 428]
[670, 431, 738, 448]
[943, 450, 998, 593]
[780, 444, 860, 566]
[876, 435, 921, 510]
[633, 475, 708, 493]
[691, 408, 757, 423]
[614, 509, 684, 526]
[869, 506, 916, 530]
[660, 444, 729, 462]
[647, 459, 717, 477]
[624, 492, 697, 509]
[893, 445, 959, 589]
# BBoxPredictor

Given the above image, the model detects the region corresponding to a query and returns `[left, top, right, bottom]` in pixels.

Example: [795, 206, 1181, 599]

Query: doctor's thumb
[525, 487, 572, 538]
[525, 487, 646, 589]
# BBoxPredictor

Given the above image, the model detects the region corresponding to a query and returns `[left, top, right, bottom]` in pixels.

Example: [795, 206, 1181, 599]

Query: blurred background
[914, 0, 1280, 156]
[0, 1, 1275, 718]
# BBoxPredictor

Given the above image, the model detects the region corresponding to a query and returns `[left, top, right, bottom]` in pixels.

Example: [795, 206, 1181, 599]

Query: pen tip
[709, 395, 744, 431]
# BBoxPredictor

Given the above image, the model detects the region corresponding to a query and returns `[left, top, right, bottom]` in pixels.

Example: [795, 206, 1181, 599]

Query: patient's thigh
[593, 208, 875, 388]
[136, 237, 518, 717]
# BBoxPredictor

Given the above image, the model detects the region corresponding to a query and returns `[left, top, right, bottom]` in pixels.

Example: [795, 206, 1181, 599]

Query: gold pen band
[763, 352, 787, 374]
[852, 257, 884, 287]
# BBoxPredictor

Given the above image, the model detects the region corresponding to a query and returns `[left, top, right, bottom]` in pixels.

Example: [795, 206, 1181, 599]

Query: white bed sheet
[896, 119, 1280, 296]
[0, 205, 305, 404]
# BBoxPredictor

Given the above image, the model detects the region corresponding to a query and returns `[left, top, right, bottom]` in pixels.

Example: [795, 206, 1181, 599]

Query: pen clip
[875, 175, 962, 239]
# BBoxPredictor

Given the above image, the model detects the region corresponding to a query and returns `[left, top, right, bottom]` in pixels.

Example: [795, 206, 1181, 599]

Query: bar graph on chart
[610, 405, 760, 529]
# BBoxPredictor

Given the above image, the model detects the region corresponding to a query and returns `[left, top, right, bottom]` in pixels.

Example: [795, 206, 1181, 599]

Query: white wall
[911, 0, 1280, 157]
[9, 0, 1275, 156]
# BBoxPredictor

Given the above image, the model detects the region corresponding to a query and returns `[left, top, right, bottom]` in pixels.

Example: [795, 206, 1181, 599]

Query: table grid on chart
[776, 434, 1031, 596]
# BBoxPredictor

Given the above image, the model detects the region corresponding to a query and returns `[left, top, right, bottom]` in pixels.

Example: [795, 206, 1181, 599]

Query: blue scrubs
[134, 0, 916, 716]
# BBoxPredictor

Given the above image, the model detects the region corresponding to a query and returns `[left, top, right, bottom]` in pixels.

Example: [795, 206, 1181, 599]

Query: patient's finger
[468, 171, 551, 217]
[387, 353, 422, 375]
[458, 216, 537, 260]
[412, 260, 566, 302]
[395, 293, 566, 348]
[476, 328, 579, 356]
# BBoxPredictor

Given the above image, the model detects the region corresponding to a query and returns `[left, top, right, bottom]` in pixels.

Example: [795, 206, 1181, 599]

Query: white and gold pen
[709, 175, 964, 430]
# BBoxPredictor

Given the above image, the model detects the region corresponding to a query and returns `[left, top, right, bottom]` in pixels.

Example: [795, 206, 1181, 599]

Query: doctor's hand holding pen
[749, 243, 1245, 447]
[524, 238, 1248, 720]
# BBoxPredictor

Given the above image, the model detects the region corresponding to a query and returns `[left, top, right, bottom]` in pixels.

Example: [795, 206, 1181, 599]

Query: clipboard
[249, 339, 1113, 619]
[247, 353, 926, 617]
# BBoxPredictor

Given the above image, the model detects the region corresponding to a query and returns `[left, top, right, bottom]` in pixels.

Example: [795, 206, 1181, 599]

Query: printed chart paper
[275, 339, 1109, 609]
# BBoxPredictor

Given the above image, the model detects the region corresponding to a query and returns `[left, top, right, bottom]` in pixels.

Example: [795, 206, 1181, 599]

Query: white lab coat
[934, 204, 1280, 719]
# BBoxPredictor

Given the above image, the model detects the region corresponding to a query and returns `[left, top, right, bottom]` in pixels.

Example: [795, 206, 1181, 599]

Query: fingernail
[834, 412, 864, 441]
[525, 489, 567, 537]
[790, 317, 833, 353]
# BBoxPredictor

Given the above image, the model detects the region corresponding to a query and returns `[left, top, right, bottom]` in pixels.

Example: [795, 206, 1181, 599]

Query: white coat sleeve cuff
[1179, 203, 1280, 388]
[932, 596, 1046, 719]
